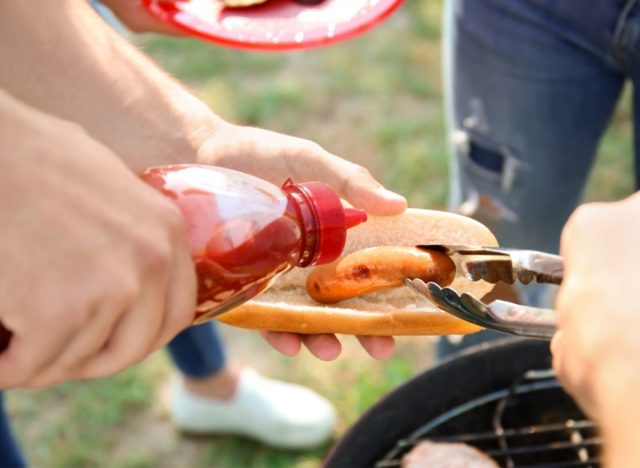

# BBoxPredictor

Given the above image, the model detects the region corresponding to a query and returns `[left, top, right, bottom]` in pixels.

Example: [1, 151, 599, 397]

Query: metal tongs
[404, 245, 564, 340]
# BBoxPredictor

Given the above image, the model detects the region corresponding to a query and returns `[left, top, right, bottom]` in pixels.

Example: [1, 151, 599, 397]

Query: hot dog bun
[217, 208, 497, 336]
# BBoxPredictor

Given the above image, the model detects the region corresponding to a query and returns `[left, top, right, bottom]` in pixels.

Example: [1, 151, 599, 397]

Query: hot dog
[217, 208, 497, 336]
[306, 246, 456, 303]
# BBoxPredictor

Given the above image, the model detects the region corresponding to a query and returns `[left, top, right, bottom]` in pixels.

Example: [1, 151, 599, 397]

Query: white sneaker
[169, 369, 337, 449]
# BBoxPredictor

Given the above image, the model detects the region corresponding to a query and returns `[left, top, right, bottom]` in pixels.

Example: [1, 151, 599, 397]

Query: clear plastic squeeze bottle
[140, 164, 367, 324]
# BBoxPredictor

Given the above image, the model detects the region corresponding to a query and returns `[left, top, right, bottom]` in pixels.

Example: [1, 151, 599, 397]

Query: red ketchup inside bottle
[140, 165, 367, 324]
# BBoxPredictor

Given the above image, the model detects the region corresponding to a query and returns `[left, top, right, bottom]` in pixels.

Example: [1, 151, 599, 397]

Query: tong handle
[418, 245, 564, 286]
[506, 249, 563, 285]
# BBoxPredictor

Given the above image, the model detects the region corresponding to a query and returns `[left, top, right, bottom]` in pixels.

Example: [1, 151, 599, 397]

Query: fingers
[28, 304, 121, 387]
[0, 324, 73, 388]
[338, 162, 407, 216]
[261, 331, 302, 356]
[261, 332, 342, 360]
[262, 331, 396, 361]
[356, 336, 395, 360]
[74, 273, 166, 380]
[302, 334, 342, 361]
[314, 155, 407, 216]
[201, 126, 407, 216]
[2, 239, 195, 387]
[152, 234, 197, 350]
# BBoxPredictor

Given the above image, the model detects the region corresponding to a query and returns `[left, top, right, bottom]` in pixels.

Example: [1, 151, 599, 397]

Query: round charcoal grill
[325, 339, 601, 467]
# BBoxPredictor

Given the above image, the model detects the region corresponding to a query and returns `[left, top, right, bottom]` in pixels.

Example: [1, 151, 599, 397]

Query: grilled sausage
[306, 246, 456, 304]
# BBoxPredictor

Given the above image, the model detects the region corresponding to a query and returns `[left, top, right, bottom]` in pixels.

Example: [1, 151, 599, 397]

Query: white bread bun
[218, 208, 497, 335]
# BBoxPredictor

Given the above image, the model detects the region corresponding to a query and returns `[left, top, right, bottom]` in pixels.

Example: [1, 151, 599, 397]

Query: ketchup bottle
[141, 165, 367, 324]
[0, 165, 367, 353]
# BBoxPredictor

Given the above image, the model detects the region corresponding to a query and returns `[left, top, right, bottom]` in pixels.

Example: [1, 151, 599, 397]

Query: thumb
[325, 157, 407, 216]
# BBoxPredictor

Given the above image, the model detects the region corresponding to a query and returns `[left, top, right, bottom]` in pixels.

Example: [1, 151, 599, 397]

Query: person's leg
[167, 322, 226, 378]
[440, 0, 627, 357]
[0, 392, 27, 468]
[166, 323, 336, 449]
[166, 322, 240, 400]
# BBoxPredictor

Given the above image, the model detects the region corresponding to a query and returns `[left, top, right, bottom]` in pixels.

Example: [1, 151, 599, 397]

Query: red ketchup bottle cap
[297, 181, 367, 265]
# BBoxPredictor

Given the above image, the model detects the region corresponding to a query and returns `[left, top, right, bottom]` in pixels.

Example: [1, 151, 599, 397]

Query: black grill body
[324, 339, 599, 468]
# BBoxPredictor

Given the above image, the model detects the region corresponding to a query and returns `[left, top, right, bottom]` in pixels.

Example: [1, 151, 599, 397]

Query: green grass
[9, 358, 161, 466]
[585, 84, 635, 201]
[8, 339, 420, 467]
[7, 0, 637, 466]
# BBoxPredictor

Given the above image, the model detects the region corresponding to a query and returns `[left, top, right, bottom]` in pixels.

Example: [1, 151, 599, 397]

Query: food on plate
[401, 441, 498, 468]
[219, 0, 324, 6]
[219, 0, 268, 7]
[306, 246, 456, 304]
[217, 209, 497, 336]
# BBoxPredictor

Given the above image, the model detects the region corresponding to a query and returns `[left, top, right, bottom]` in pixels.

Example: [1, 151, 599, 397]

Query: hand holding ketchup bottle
[0, 165, 366, 353]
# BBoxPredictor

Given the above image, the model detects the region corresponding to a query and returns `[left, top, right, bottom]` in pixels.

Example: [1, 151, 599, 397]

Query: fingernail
[377, 186, 407, 202]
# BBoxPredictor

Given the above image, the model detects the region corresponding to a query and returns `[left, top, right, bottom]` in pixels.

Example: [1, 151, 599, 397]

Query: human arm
[0, 0, 216, 171]
[0, 0, 403, 360]
[0, 89, 196, 388]
[0, 0, 405, 214]
[0, 0, 406, 217]
[551, 193, 640, 467]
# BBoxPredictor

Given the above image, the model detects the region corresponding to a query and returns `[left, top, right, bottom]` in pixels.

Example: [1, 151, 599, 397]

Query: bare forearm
[0, 0, 221, 170]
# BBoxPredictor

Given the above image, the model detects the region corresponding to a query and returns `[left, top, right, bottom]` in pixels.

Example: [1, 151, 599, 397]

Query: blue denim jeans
[0, 323, 226, 466]
[438, 0, 640, 356]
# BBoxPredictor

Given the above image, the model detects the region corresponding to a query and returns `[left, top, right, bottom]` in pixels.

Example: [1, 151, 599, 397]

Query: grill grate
[375, 370, 601, 468]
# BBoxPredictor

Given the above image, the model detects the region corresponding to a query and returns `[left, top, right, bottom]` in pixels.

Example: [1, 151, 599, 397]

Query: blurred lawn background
[7, 1, 636, 467]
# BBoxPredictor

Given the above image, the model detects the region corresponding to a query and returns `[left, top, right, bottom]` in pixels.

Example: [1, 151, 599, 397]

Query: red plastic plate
[142, 0, 404, 51]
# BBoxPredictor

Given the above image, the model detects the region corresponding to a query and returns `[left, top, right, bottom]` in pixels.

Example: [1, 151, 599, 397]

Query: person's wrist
[187, 101, 224, 161]
[146, 94, 224, 169]
[194, 119, 242, 167]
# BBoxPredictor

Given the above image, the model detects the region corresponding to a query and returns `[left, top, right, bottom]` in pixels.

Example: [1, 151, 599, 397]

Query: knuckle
[40, 303, 89, 332]
[106, 273, 140, 310]
[302, 140, 324, 155]
[342, 163, 373, 188]
[293, 139, 325, 159]
[139, 237, 173, 273]
[160, 202, 186, 233]
[65, 309, 92, 332]
[164, 311, 192, 340]
[352, 164, 372, 178]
